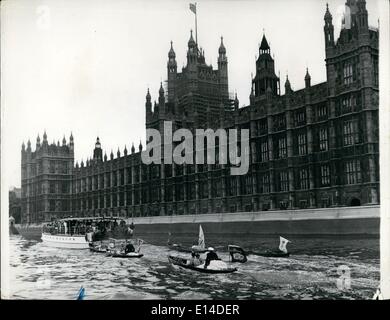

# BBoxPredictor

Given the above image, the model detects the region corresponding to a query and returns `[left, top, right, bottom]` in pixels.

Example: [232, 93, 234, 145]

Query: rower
[204, 247, 219, 269]
[189, 251, 202, 267]
[124, 242, 135, 254]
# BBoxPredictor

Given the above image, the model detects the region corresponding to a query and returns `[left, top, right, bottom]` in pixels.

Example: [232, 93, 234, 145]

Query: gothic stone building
[21, 1, 379, 223]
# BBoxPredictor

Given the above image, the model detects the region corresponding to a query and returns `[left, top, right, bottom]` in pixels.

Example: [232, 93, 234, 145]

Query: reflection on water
[6, 234, 379, 300]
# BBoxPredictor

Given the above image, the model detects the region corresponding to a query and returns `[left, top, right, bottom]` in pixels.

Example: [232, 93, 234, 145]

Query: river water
[6, 234, 379, 300]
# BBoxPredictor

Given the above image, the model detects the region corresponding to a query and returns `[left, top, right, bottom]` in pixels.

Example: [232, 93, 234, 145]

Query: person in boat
[124, 242, 135, 254]
[204, 247, 219, 269]
[189, 251, 202, 267]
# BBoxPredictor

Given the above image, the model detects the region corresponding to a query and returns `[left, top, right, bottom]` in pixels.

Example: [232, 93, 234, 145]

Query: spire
[104, 152, 107, 161]
[22, 141, 25, 151]
[43, 130, 47, 142]
[146, 88, 151, 101]
[124, 145, 128, 156]
[131, 143, 135, 154]
[159, 82, 164, 96]
[36, 134, 41, 147]
[110, 150, 114, 160]
[139, 140, 143, 152]
[285, 75, 292, 93]
[305, 68, 311, 88]
[234, 92, 239, 110]
[188, 29, 196, 48]
[260, 34, 270, 53]
[219, 36, 226, 55]
[117, 148, 121, 158]
[62, 135, 66, 146]
[168, 41, 176, 59]
[324, 3, 332, 21]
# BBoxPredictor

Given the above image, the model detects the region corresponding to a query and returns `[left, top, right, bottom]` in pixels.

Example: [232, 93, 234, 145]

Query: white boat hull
[41, 233, 90, 249]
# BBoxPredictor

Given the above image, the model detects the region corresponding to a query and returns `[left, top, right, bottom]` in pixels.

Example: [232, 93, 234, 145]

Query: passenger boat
[41, 217, 127, 249]
[168, 225, 207, 253]
[168, 255, 237, 274]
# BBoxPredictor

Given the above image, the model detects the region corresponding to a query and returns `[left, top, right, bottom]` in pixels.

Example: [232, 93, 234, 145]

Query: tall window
[49, 181, 56, 194]
[261, 174, 270, 193]
[278, 137, 287, 159]
[317, 104, 328, 121]
[279, 171, 289, 192]
[343, 62, 354, 85]
[49, 161, 55, 174]
[294, 110, 306, 126]
[319, 128, 328, 151]
[261, 141, 268, 162]
[320, 165, 331, 186]
[299, 169, 309, 190]
[373, 56, 379, 86]
[345, 160, 362, 184]
[343, 119, 359, 146]
[298, 133, 307, 155]
[341, 95, 355, 113]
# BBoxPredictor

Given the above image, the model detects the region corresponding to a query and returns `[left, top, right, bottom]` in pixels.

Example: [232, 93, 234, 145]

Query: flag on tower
[189, 3, 196, 14]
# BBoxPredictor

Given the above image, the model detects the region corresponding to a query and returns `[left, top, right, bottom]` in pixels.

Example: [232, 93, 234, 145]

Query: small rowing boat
[108, 252, 144, 258]
[168, 255, 237, 274]
[229, 236, 291, 259]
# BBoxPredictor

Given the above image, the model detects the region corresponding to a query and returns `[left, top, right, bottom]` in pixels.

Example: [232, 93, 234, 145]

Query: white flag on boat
[279, 236, 290, 253]
[373, 287, 383, 300]
[198, 225, 205, 249]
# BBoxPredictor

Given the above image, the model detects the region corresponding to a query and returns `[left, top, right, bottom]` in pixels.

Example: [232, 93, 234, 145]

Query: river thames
[6, 234, 379, 300]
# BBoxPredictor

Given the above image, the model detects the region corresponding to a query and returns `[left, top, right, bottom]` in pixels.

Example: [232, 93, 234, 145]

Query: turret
[145, 88, 152, 120]
[93, 136, 103, 161]
[26, 140, 31, 152]
[158, 82, 165, 116]
[305, 68, 311, 88]
[167, 41, 177, 103]
[187, 30, 197, 66]
[285, 75, 292, 94]
[234, 93, 239, 111]
[324, 3, 334, 49]
[218, 36, 229, 100]
[252, 34, 280, 97]
[69, 132, 74, 150]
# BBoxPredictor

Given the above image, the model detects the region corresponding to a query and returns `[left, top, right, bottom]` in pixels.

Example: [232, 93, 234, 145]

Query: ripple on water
[5, 235, 380, 299]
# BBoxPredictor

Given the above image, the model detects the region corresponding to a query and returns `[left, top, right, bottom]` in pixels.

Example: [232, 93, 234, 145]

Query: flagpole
[195, 2, 198, 45]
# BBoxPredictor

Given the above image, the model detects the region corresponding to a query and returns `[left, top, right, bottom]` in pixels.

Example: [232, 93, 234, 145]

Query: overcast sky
[1, 0, 380, 189]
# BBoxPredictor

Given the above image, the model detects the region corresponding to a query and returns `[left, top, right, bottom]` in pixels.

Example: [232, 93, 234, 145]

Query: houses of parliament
[21, 1, 379, 223]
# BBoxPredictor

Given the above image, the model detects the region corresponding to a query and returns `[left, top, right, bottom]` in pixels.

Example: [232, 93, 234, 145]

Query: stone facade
[21, 1, 379, 223]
